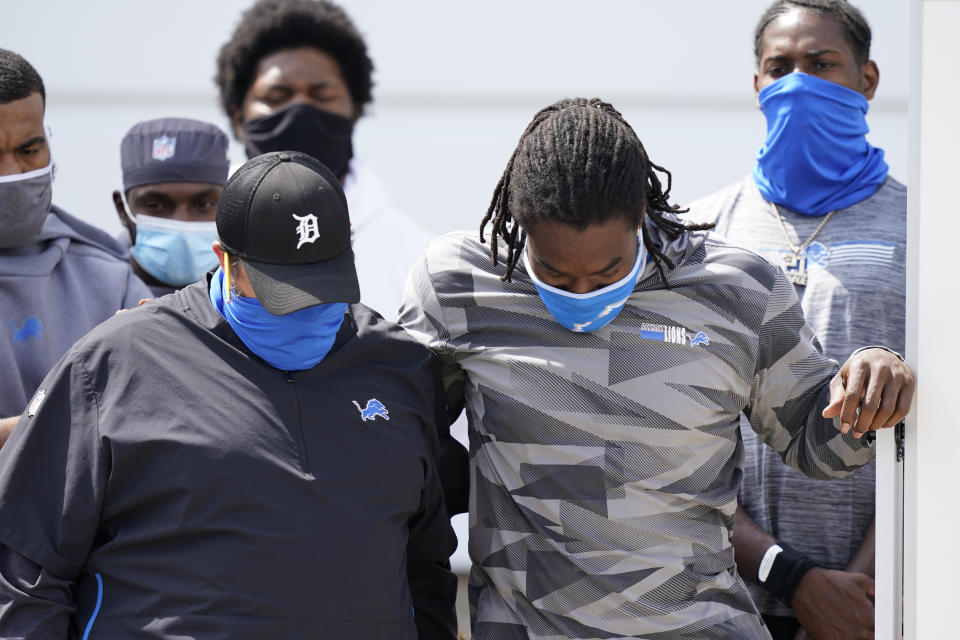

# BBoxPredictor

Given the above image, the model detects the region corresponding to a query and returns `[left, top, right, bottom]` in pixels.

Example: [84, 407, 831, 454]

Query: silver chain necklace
[771, 203, 837, 286]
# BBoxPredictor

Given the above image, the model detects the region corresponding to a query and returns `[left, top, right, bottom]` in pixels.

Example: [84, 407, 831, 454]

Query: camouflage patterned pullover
[398, 217, 874, 640]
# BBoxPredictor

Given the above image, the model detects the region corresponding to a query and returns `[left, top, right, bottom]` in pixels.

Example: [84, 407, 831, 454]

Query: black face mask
[241, 103, 354, 179]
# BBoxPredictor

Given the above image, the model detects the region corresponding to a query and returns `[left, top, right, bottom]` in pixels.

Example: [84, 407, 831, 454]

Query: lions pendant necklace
[772, 203, 837, 286]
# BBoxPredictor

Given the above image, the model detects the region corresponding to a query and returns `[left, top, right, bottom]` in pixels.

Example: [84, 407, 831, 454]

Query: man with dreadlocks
[688, 2, 902, 638]
[398, 97, 914, 639]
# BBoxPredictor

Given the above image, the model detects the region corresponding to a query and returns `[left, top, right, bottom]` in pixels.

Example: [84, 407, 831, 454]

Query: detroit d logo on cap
[293, 213, 320, 249]
[151, 136, 176, 161]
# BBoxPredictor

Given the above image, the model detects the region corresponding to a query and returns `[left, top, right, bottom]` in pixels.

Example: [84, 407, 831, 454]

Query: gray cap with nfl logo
[120, 117, 229, 192]
[216, 151, 359, 315]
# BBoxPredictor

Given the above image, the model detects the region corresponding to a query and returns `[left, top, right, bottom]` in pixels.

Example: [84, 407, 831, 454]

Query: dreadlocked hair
[480, 97, 712, 284]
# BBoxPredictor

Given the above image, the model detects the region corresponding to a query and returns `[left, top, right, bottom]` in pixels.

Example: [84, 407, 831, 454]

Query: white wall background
[3, 0, 907, 238]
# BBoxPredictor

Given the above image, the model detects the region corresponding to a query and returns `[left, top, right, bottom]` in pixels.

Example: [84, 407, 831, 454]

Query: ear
[230, 107, 244, 141]
[113, 190, 136, 242]
[860, 60, 879, 100]
[212, 240, 227, 269]
[753, 73, 762, 108]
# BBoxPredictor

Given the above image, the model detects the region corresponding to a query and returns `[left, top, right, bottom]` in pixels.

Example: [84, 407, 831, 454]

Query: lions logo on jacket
[352, 399, 389, 422]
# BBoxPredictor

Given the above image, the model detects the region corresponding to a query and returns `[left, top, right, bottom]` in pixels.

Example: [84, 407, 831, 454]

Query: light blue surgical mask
[209, 267, 347, 371]
[127, 212, 219, 286]
[524, 231, 646, 333]
[753, 72, 888, 216]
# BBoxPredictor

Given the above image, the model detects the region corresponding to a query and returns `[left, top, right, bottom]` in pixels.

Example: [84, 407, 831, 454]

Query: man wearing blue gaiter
[688, 2, 902, 638]
[0, 151, 467, 639]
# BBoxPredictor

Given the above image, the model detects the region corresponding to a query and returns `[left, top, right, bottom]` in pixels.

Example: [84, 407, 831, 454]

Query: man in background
[688, 1, 902, 638]
[0, 48, 149, 448]
[113, 118, 230, 296]
[216, 0, 431, 319]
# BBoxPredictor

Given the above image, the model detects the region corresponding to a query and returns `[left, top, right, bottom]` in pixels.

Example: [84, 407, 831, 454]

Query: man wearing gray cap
[0, 48, 150, 449]
[0, 150, 466, 639]
[112, 118, 230, 296]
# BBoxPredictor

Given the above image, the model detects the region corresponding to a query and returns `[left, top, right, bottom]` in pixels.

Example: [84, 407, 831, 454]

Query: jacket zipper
[284, 372, 311, 474]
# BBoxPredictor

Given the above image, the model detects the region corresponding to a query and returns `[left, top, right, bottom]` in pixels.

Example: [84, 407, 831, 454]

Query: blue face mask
[524, 232, 646, 333]
[753, 72, 888, 216]
[129, 213, 220, 286]
[209, 267, 347, 371]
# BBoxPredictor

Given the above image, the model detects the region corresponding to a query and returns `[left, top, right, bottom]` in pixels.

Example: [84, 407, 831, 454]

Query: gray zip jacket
[398, 217, 876, 639]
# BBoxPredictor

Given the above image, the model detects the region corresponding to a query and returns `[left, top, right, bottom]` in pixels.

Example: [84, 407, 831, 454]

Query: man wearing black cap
[0, 48, 150, 449]
[0, 151, 465, 640]
[113, 118, 230, 296]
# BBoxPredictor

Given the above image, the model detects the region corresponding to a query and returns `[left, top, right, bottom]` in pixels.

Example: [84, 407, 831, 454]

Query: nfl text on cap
[121, 118, 230, 192]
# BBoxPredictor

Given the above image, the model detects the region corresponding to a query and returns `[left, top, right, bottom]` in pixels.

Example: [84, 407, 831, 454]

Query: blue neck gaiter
[753, 72, 888, 216]
[209, 267, 347, 371]
[524, 232, 646, 333]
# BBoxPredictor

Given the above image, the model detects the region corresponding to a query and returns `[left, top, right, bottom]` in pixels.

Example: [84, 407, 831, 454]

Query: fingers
[883, 367, 917, 429]
[866, 378, 899, 432]
[838, 359, 868, 435]
[852, 364, 885, 437]
[853, 572, 876, 595]
[831, 349, 918, 438]
[851, 577, 877, 633]
[822, 368, 847, 419]
[859, 359, 917, 433]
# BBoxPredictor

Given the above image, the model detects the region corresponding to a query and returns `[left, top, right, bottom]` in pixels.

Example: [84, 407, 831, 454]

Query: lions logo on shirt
[690, 332, 711, 346]
[639, 323, 710, 347]
[11, 317, 42, 344]
[353, 399, 390, 422]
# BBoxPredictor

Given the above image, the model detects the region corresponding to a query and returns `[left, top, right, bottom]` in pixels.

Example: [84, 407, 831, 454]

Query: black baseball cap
[217, 151, 359, 314]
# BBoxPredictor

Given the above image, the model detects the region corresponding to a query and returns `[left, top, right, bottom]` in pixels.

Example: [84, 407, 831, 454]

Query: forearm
[779, 384, 875, 480]
[0, 417, 18, 450]
[733, 503, 778, 581]
[845, 517, 875, 578]
[0, 544, 74, 639]
[734, 503, 818, 610]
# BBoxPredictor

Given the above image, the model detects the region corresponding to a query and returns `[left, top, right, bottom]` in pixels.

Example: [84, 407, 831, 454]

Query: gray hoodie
[1, 205, 151, 417]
